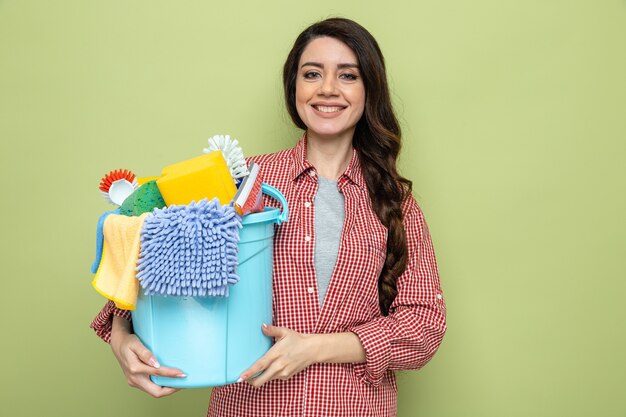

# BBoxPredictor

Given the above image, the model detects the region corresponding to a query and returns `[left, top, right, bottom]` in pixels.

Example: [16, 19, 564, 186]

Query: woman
[91, 17, 446, 417]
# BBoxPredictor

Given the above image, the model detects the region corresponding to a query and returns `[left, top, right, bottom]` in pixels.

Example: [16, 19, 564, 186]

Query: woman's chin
[307, 126, 355, 142]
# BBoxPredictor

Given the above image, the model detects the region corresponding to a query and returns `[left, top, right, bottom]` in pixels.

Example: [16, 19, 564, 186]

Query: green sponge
[119, 180, 166, 216]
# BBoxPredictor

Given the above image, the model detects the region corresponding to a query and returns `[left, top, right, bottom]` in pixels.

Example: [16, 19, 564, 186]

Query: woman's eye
[340, 73, 358, 81]
[304, 71, 321, 79]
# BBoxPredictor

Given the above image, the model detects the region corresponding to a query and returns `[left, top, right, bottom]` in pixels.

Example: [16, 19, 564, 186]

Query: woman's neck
[306, 132, 353, 180]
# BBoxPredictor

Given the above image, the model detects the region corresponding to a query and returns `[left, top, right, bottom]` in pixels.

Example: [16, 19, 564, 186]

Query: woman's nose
[318, 76, 338, 96]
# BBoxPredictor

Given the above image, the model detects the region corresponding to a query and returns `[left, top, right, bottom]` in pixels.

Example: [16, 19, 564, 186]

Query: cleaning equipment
[136, 198, 242, 297]
[131, 183, 288, 388]
[99, 169, 139, 206]
[92, 212, 150, 310]
[119, 180, 166, 216]
[232, 162, 263, 216]
[91, 209, 120, 274]
[137, 176, 160, 186]
[156, 151, 237, 206]
[203, 134, 249, 181]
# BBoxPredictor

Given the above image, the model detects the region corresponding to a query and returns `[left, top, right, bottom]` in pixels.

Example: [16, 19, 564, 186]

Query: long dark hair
[283, 18, 412, 315]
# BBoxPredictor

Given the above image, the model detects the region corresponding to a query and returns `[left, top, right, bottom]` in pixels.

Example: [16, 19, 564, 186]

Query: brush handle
[261, 183, 288, 224]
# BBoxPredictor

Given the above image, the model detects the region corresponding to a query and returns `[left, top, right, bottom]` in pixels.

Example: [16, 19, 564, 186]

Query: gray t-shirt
[314, 176, 345, 306]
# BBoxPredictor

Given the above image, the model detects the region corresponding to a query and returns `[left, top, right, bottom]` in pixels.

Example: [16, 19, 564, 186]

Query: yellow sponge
[156, 151, 236, 206]
[137, 176, 160, 186]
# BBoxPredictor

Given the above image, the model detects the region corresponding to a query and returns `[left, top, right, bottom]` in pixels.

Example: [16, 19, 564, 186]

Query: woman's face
[295, 36, 365, 143]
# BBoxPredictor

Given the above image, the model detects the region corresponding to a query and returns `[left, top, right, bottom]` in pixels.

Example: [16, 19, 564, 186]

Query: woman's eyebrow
[300, 62, 360, 69]
[301, 61, 323, 69]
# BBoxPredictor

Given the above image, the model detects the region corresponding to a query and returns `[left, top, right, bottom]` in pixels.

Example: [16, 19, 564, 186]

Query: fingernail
[236, 377, 244, 383]
[177, 373, 187, 378]
[262, 323, 268, 329]
[149, 358, 161, 368]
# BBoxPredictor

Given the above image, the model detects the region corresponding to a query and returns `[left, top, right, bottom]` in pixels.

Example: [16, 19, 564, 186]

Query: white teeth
[315, 106, 343, 113]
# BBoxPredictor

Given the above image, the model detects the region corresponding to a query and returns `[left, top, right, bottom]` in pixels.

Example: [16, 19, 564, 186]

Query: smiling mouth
[313, 105, 345, 113]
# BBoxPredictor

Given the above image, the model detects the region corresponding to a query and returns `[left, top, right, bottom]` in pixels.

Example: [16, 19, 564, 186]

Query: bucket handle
[261, 183, 288, 224]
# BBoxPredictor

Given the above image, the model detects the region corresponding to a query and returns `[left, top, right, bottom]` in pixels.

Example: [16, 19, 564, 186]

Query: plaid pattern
[90, 135, 446, 417]
[90, 300, 131, 343]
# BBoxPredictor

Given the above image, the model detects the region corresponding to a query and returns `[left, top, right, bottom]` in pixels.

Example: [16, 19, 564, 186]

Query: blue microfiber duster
[136, 198, 242, 297]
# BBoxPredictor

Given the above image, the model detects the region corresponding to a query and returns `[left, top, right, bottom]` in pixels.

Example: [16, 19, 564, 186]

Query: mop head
[136, 198, 242, 297]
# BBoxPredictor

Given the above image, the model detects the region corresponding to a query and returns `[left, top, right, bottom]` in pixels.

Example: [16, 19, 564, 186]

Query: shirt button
[304, 235, 311, 242]
[307, 287, 315, 294]
[309, 171, 316, 177]
[437, 294, 443, 300]
[304, 201, 311, 208]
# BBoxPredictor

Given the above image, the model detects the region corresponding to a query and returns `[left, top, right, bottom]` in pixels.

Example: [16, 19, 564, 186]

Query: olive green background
[1, 1, 624, 416]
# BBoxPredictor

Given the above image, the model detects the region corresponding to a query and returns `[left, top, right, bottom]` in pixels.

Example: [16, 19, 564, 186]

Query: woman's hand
[239, 324, 319, 388]
[110, 316, 185, 398]
[239, 324, 366, 388]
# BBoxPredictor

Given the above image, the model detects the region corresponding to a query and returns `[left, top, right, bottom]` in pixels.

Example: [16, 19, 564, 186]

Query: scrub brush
[203, 134, 249, 180]
[99, 169, 139, 206]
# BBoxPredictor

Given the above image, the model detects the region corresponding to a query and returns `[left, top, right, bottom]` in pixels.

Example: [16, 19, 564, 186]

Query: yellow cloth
[92, 213, 149, 310]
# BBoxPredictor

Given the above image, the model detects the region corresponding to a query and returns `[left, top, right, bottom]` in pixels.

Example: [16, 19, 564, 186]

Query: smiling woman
[91, 17, 446, 417]
[295, 37, 366, 144]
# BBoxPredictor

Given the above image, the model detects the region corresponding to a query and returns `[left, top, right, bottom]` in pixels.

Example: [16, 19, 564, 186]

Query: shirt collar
[289, 133, 367, 191]
[289, 133, 314, 181]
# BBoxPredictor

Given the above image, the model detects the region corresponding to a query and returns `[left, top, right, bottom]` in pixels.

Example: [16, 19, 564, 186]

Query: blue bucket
[131, 183, 288, 388]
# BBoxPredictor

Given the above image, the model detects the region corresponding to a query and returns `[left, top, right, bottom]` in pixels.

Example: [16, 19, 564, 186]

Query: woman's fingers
[121, 335, 185, 377]
[239, 324, 288, 380]
[124, 360, 185, 398]
[153, 365, 186, 378]
[246, 353, 304, 387]
[132, 376, 182, 398]
[240, 324, 317, 387]
[239, 353, 272, 382]
[261, 323, 288, 339]
[126, 361, 186, 379]
[246, 360, 284, 388]
[152, 386, 181, 398]
[130, 339, 161, 368]
[111, 332, 185, 398]
[126, 340, 185, 378]
[148, 386, 181, 398]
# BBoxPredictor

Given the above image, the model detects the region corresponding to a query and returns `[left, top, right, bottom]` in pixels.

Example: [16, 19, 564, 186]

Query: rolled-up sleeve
[89, 300, 132, 344]
[350, 198, 447, 385]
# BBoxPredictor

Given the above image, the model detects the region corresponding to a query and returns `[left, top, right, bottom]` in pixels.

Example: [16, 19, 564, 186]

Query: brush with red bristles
[99, 169, 139, 206]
